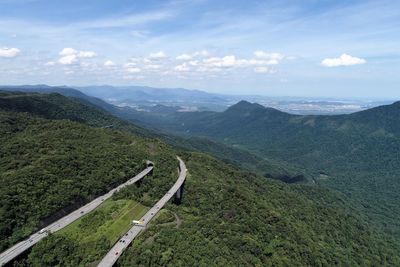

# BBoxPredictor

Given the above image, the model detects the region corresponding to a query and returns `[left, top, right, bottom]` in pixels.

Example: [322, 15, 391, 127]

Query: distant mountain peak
[227, 100, 264, 110]
[226, 100, 286, 115]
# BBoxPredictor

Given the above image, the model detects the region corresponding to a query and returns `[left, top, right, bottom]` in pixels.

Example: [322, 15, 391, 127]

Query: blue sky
[0, 0, 399, 98]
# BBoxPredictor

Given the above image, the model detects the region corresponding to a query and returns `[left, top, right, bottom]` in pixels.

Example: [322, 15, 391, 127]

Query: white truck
[132, 220, 145, 226]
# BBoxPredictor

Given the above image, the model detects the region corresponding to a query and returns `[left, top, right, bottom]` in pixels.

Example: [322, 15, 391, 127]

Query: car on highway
[39, 228, 46, 234]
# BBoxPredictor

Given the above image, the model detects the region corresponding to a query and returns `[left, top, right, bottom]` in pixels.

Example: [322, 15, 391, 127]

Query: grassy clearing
[57, 198, 148, 245]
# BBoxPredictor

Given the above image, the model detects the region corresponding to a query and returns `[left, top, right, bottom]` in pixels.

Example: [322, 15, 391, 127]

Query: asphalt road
[0, 165, 154, 266]
[97, 157, 187, 267]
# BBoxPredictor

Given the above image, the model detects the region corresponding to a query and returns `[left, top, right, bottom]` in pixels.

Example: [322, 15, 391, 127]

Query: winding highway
[0, 164, 154, 266]
[97, 156, 187, 267]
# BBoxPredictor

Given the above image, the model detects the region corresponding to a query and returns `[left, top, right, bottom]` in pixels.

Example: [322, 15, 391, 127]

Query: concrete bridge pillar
[173, 180, 185, 205]
[146, 160, 154, 176]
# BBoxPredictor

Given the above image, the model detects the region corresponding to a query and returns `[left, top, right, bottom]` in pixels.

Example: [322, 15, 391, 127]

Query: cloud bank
[321, 54, 366, 67]
[0, 47, 20, 58]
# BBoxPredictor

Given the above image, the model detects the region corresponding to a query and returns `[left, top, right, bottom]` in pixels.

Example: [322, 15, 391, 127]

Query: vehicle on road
[132, 220, 145, 226]
[39, 228, 46, 234]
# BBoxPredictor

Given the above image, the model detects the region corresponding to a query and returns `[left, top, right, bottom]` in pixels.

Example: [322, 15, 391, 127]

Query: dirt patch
[174, 213, 182, 228]
[143, 233, 158, 245]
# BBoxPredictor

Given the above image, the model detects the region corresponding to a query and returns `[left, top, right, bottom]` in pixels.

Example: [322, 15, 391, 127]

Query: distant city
[90, 86, 394, 115]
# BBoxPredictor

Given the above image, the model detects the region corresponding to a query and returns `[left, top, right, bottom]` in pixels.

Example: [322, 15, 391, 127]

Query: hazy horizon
[1, 83, 399, 101]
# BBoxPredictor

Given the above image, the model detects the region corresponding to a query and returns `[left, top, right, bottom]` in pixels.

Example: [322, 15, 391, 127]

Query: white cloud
[200, 54, 280, 72]
[104, 60, 116, 67]
[203, 55, 236, 68]
[58, 54, 77, 65]
[254, 51, 284, 61]
[125, 67, 141, 73]
[321, 54, 366, 67]
[124, 62, 137, 68]
[175, 62, 190, 72]
[0, 47, 20, 58]
[176, 54, 192, 60]
[149, 51, 167, 59]
[254, 66, 269, 73]
[252, 51, 283, 66]
[59, 48, 77, 56]
[78, 51, 96, 58]
[45, 61, 56, 66]
[144, 64, 162, 70]
[58, 48, 97, 65]
[236, 58, 279, 66]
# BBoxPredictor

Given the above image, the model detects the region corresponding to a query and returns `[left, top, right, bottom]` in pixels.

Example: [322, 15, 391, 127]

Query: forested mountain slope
[117, 153, 400, 266]
[122, 100, 400, 239]
[0, 110, 178, 251]
[0, 91, 148, 136]
[0, 89, 307, 182]
[2, 92, 399, 266]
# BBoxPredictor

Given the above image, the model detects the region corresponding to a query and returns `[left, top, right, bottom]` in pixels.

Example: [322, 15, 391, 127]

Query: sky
[0, 0, 399, 98]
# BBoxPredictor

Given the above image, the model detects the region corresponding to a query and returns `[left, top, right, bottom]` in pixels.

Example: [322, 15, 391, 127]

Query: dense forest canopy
[116, 99, 400, 240]
[1, 90, 399, 266]
[0, 110, 177, 251]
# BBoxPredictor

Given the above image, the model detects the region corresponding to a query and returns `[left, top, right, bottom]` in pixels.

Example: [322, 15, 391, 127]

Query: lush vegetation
[0, 110, 177, 251]
[2, 91, 400, 266]
[58, 199, 147, 245]
[117, 153, 400, 266]
[0, 90, 304, 181]
[121, 100, 400, 239]
[0, 90, 150, 137]
[14, 152, 400, 267]
[18, 199, 148, 266]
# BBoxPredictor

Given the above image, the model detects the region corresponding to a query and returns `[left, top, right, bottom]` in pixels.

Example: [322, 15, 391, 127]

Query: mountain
[2, 91, 399, 266]
[27, 153, 400, 267]
[0, 103, 178, 251]
[0, 85, 118, 113]
[75, 85, 229, 108]
[0, 86, 307, 182]
[119, 100, 400, 239]
[0, 90, 149, 137]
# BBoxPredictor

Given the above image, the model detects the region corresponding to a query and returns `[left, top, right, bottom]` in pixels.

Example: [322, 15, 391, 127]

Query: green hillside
[0, 110, 178, 251]
[0, 90, 150, 137]
[2, 92, 399, 266]
[122, 100, 400, 239]
[16, 152, 400, 267]
[117, 153, 400, 266]
[0, 90, 306, 182]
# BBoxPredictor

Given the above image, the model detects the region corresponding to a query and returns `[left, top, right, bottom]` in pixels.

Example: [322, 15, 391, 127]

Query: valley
[1, 89, 399, 266]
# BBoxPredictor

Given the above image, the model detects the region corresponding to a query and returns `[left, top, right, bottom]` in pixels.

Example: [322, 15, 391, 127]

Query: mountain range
[1, 85, 400, 266]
